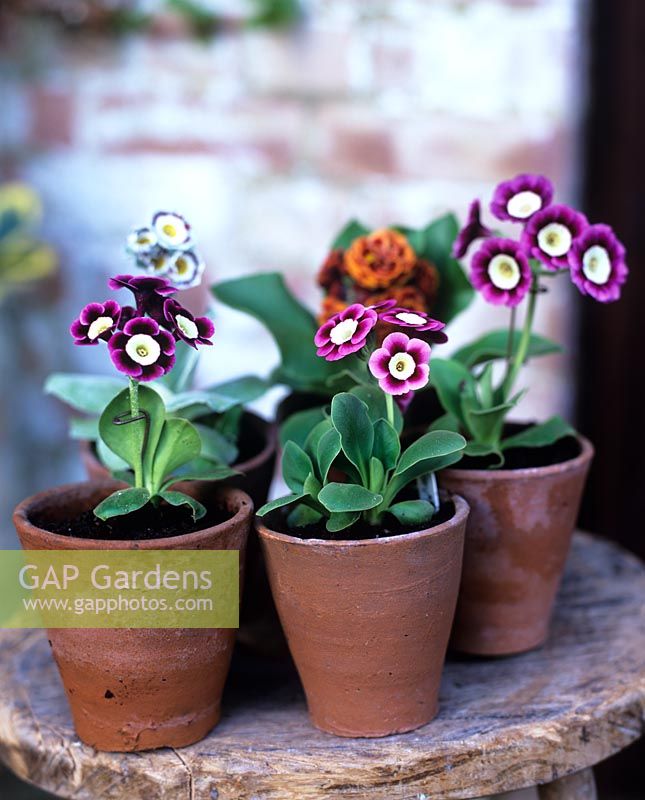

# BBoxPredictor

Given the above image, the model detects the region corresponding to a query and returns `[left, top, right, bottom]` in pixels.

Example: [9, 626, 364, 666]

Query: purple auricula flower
[379, 307, 448, 343]
[490, 173, 554, 223]
[368, 332, 431, 396]
[471, 238, 532, 307]
[569, 224, 628, 303]
[163, 299, 214, 348]
[315, 303, 378, 361]
[108, 274, 176, 323]
[70, 300, 121, 345]
[452, 200, 493, 258]
[368, 299, 397, 311]
[521, 204, 588, 271]
[108, 317, 176, 381]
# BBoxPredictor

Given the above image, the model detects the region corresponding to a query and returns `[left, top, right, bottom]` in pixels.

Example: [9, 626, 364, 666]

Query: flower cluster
[70, 274, 214, 381]
[126, 211, 205, 289]
[317, 228, 441, 327]
[315, 298, 446, 397]
[454, 174, 628, 305]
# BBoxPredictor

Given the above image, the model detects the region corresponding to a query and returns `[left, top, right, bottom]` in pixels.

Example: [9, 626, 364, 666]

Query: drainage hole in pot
[104, 690, 114, 699]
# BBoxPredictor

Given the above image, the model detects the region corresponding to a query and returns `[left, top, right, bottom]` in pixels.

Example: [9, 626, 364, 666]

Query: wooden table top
[0, 532, 643, 800]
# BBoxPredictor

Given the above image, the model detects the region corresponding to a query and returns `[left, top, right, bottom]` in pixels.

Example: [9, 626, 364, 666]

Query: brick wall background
[0, 0, 585, 545]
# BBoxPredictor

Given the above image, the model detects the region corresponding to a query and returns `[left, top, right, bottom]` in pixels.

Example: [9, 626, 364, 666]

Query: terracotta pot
[440, 436, 594, 656]
[80, 410, 276, 508]
[13, 480, 252, 752]
[256, 495, 469, 737]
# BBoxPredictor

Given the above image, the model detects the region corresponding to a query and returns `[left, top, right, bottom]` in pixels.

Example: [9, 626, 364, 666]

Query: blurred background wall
[0, 0, 585, 549]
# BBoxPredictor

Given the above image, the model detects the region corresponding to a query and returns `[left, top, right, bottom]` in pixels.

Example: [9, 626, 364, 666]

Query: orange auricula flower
[345, 229, 416, 290]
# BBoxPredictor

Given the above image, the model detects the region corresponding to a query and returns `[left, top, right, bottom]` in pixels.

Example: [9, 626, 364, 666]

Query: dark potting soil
[456, 423, 582, 471]
[265, 500, 456, 542]
[31, 502, 230, 541]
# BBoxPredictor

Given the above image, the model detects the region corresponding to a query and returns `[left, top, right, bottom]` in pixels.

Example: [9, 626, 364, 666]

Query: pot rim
[255, 492, 469, 549]
[441, 433, 594, 482]
[13, 480, 253, 549]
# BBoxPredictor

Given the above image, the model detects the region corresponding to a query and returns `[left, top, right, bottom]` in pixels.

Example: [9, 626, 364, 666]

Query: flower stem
[502, 277, 539, 400]
[385, 392, 395, 428]
[128, 377, 143, 487]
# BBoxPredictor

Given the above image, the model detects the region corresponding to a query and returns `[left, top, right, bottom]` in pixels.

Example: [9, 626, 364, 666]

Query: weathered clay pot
[256, 495, 469, 737]
[440, 436, 594, 656]
[80, 410, 276, 508]
[13, 480, 252, 752]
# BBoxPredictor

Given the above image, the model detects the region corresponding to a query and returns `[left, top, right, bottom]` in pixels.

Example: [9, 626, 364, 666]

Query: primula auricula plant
[47, 214, 267, 479]
[258, 300, 466, 533]
[431, 174, 629, 465]
[213, 214, 474, 397]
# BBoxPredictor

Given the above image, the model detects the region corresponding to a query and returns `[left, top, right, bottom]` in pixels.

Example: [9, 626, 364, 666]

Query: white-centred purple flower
[368, 332, 431, 396]
[490, 174, 554, 223]
[569, 224, 628, 303]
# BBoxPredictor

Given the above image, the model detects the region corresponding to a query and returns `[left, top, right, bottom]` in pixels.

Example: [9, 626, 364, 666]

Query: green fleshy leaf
[428, 412, 461, 433]
[94, 487, 150, 520]
[330, 393, 374, 482]
[388, 499, 436, 527]
[304, 419, 333, 463]
[45, 373, 125, 414]
[326, 511, 361, 533]
[462, 397, 520, 449]
[453, 330, 563, 369]
[501, 416, 576, 451]
[287, 504, 323, 528]
[430, 358, 476, 429]
[318, 483, 382, 513]
[463, 442, 504, 466]
[369, 456, 386, 494]
[257, 493, 307, 516]
[317, 427, 342, 482]
[69, 416, 99, 441]
[212, 273, 337, 392]
[151, 417, 202, 490]
[372, 418, 400, 471]
[331, 219, 370, 250]
[159, 490, 206, 521]
[349, 384, 403, 433]
[282, 441, 314, 494]
[202, 375, 269, 406]
[396, 430, 467, 477]
[164, 459, 237, 488]
[98, 386, 165, 485]
[159, 340, 199, 393]
[193, 423, 238, 466]
[96, 438, 129, 472]
[279, 406, 327, 450]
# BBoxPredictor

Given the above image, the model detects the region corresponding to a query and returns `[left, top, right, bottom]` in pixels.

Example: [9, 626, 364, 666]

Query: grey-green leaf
[388, 499, 436, 527]
[282, 441, 315, 494]
[151, 417, 202, 490]
[372, 418, 400, 471]
[326, 510, 361, 533]
[317, 427, 342, 482]
[160, 490, 206, 521]
[257, 493, 307, 517]
[330, 393, 373, 480]
[318, 483, 382, 513]
[45, 373, 125, 414]
[501, 416, 576, 451]
[94, 487, 150, 520]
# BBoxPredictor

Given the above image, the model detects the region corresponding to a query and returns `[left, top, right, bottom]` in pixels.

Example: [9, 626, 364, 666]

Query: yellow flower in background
[0, 182, 57, 300]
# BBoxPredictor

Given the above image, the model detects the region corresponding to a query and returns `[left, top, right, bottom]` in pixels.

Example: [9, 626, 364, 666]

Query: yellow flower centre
[176, 314, 198, 339]
[388, 352, 415, 380]
[537, 222, 571, 257]
[87, 316, 113, 340]
[330, 318, 359, 345]
[582, 245, 611, 285]
[175, 257, 189, 275]
[488, 254, 521, 290]
[162, 223, 177, 237]
[125, 333, 161, 366]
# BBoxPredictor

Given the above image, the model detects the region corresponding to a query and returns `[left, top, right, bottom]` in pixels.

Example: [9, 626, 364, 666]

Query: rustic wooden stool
[0, 532, 643, 800]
